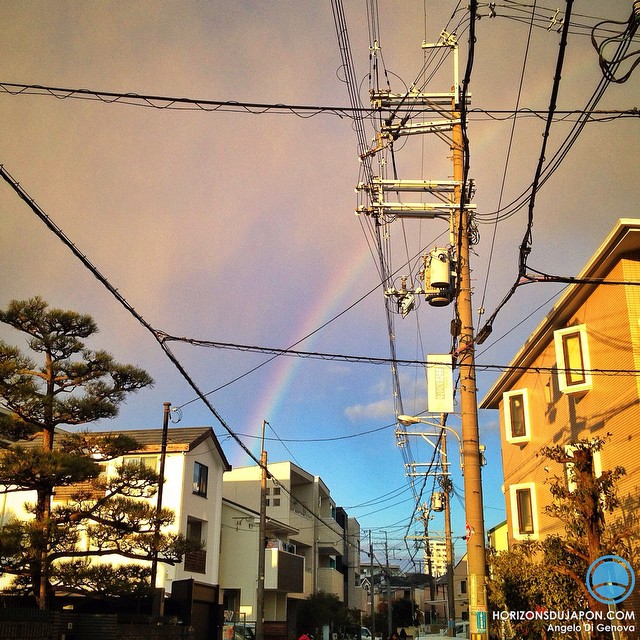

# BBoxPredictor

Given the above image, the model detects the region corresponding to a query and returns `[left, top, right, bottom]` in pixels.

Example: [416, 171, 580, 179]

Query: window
[186, 517, 203, 543]
[509, 483, 539, 540]
[123, 455, 158, 470]
[554, 325, 592, 395]
[503, 389, 531, 444]
[515, 489, 533, 534]
[193, 461, 208, 497]
[185, 516, 207, 574]
[564, 444, 602, 493]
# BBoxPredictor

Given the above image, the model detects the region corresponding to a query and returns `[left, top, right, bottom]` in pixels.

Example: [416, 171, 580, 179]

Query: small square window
[503, 389, 531, 444]
[193, 461, 208, 497]
[554, 325, 592, 395]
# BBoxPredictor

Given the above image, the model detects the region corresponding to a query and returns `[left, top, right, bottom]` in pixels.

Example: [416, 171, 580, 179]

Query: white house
[0, 426, 230, 616]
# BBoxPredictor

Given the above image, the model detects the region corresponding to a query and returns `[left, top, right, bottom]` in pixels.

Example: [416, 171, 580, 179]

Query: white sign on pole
[427, 354, 454, 413]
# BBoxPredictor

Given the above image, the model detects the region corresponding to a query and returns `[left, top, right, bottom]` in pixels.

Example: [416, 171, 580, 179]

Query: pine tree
[0, 297, 189, 609]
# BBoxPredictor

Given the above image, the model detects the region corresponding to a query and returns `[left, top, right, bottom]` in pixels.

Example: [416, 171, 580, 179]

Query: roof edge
[480, 219, 640, 408]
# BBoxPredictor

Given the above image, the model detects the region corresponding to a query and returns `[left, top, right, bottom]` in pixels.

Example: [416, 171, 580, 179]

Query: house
[0, 426, 230, 639]
[486, 521, 508, 553]
[430, 556, 469, 628]
[480, 218, 640, 612]
[222, 461, 365, 632]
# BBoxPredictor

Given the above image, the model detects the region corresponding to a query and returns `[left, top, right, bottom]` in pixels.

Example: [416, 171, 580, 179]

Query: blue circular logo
[586, 555, 635, 604]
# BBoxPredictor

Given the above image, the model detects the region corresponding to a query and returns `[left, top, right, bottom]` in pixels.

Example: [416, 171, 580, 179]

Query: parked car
[223, 623, 256, 640]
[416, 622, 469, 640]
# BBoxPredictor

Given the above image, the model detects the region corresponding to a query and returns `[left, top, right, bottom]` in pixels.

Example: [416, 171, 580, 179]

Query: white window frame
[509, 482, 539, 540]
[564, 444, 602, 493]
[503, 389, 531, 444]
[554, 324, 592, 395]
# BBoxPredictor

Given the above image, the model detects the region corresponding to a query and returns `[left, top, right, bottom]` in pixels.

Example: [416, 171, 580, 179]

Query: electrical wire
[0, 165, 364, 559]
[476, 1, 639, 342]
[2, 82, 634, 122]
[216, 419, 396, 444]
[0, 165, 261, 467]
[478, 0, 538, 319]
[476, 0, 575, 339]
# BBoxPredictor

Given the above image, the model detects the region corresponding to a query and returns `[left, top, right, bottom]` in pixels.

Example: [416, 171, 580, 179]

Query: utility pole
[357, 30, 488, 640]
[384, 532, 392, 638]
[399, 419, 456, 631]
[369, 531, 376, 640]
[441, 422, 457, 637]
[256, 420, 267, 640]
[420, 511, 436, 625]
[452, 104, 488, 640]
[151, 401, 170, 618]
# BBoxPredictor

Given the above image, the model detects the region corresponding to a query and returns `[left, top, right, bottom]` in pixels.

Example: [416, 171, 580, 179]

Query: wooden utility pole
[358, 30, 488, 640]
[370, 531, 376, 639]
[151, 401, 171, 617]
[451, 106, 488, 640]
[256, 420, 267, 640]
[441, 425, 457, 637]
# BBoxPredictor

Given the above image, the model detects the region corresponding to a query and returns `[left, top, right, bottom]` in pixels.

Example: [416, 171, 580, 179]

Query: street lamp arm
[397, 414, 462, 448]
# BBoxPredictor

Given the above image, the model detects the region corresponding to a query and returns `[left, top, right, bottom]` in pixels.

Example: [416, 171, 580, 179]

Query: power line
[218, 420, 396, 444]
[1, 82, 635, 122]
[478, 0, 538, 318]
[0, 164, 260, 467]
[0, 163, 405, 559]
[159, 330, 640, 377]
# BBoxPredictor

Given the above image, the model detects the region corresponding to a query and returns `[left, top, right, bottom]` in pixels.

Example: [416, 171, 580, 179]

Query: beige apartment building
[480, 218, 640, 614]
[222, 461, 365, 635]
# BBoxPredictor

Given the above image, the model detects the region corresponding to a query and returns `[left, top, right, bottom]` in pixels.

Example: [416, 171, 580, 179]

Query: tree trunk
[35, 487, 52, 610]
[573, 449, 611, 640]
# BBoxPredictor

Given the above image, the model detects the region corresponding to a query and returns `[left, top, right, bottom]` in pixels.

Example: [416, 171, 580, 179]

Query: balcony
[53, 481, 105, 502]
[317, 518, 345, 557]
[265, 548, 304, 593]
[184, 549, 207, 574]
[318, 567, 344, 600]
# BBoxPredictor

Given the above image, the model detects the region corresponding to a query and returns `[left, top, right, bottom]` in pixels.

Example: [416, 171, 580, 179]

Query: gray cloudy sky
[1, 1, 637, 567]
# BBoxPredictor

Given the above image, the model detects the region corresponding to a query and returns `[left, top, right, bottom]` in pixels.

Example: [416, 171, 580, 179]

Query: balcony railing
[318, 567, 344, 600]
[265, 548, 304, 593]
[184, 549, 207, 574]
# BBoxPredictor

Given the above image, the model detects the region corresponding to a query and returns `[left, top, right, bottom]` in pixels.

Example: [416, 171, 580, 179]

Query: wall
[499, 256, 640, 545]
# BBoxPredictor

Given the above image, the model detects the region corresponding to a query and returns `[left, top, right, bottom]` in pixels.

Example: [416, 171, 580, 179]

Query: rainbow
[229, 31, 599, 466]
[231, 241, 375, 466]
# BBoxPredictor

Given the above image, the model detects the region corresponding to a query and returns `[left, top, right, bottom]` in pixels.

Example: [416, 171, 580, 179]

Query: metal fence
[0, 609, 194, 640]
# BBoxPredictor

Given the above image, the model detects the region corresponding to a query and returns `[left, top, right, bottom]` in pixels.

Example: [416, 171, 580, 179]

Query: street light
[397, 415, 462, 457]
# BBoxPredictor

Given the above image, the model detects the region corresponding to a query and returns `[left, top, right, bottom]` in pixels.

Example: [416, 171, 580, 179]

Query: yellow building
[480, 219, 640, 615]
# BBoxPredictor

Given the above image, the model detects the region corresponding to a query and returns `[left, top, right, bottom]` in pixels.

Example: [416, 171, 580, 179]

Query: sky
[1, 1, 638, 571]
